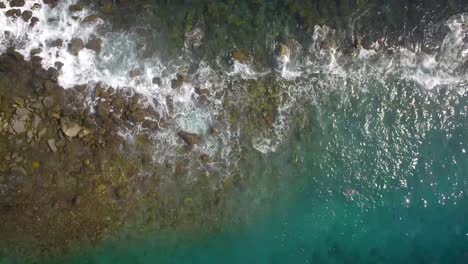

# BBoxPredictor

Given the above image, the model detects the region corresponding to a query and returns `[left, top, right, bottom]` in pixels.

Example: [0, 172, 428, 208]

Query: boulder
[177, 131, 200, 146]
[47, 138, 57, 152]
[12, 119, 26, 134]
[97, 101, 110, 118]
[68, 38, 84, 56]
[5, 9, 19, 17]
[82, 15, 101, 24]
[152, 77, 162, 86]
[9, 0, 25, 7]
[50, 39, 63, 48]
[232, 49, 251, 63]
[30, 48, 42, 56]
[54, 61, 64, 70]
[29, 17, 39, 27]
[21, 10, 32, 22]
[69, 4, 83, 12]
[0, 2, 6, 9]
[31, 3, 41, 10]
[48, 67, 59, 82]
[61, 119, 82, 138]
[85, 38, 102, 53]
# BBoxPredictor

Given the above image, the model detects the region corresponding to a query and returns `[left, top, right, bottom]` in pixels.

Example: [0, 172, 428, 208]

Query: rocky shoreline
[0, 48, 232, 259]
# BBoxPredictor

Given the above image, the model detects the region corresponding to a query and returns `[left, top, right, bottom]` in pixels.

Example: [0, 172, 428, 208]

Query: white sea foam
[1, 3, 468, 160]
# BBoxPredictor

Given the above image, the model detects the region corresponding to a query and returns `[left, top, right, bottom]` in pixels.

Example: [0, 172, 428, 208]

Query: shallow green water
[55, 75, 468, 263]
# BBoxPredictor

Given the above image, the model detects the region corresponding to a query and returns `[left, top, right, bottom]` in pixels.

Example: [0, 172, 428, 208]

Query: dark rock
[42, 80, 58, 94]
[30, 48, 42, 56]
[31, 3, 41, 10]
[69, 4, 83, 12]
[21, 10, 32, 22]
[177, 131, 200, 146]
[54, 61, 64, 70]
[0, 2, 5, 9]
[5, 9, 19, 17]
[32, 79, 44, 94]
[129, 68, 142, 78]
[31, 55, 43, 64]
[97, 101, 110, 118]
[142, 120, 159, 129]
[152, 77, 162, 86]
[68, 38, 84, 55]
[85, 38, 102, 53]
[29, 17, 39, 27]
[195, 87, 209, 95]
[125, 109, 145, 123]
[82, 15, 101, 24]
[9, 0, 25, 7]
[47, 67, 59, 82]
[50, 39, 63, 48]
[6, 47, 24, 61]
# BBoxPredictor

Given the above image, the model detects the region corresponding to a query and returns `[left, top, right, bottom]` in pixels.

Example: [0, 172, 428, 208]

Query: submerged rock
[50, 39, 63, 48]
[69, 4, 83, 12]
[69, 38, 84, 55]
[21, 10, 32, 22]
[177, 131, 200, 146]
[85, 38, 103, 53]
[82, 14, 101, 24]
[9, 0, 25, 7]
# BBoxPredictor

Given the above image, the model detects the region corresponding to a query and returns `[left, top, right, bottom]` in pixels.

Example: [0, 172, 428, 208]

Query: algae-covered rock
[178, 131, 200, 146]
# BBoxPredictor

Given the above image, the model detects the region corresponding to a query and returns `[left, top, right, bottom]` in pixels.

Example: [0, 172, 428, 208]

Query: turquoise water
[57, 75, 468, 263]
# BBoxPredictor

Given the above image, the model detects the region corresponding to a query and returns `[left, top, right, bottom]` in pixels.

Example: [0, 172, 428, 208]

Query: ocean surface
[1, 0, 468, 263]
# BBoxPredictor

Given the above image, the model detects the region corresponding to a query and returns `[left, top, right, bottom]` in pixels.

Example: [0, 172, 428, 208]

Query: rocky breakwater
[0, 48, 226, 259]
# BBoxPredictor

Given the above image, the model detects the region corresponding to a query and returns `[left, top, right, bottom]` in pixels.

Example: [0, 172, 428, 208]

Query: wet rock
[30, 48, 42, 56]
[85, 38, 103, 53]
[32, 79, 45, 94]
[54, 61, 64, 70]
[82, 15, 101, 24]
[129, 68, 142, 78]
[50, 39, 63, 48]
[5, 9, 19, 17]
[69, 4, 83, 12]
[47, 138, 57, 152]
[177, 131, 200, 146]
[232, 49, 251, 63]
[48, 67, 59, 82]
[21, 10, 32, 22]
[32, 3, 41, 10]
[278, 43, 290, 58]
[97, 101, 110, 118]
[61, 119, 82, 138]
[9, 0, 25, 7]
[29, 17, 39, 27]
[68, 38, 84, 56]
[42, 80, 58, 95]
[31, 55, 42, 64]
[194, 87, 209, 96]
[0, 2, 5, 9]
[126, 109, 145, 123]
[152, 77, 162, 86]
[12, 119, 26, 134]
